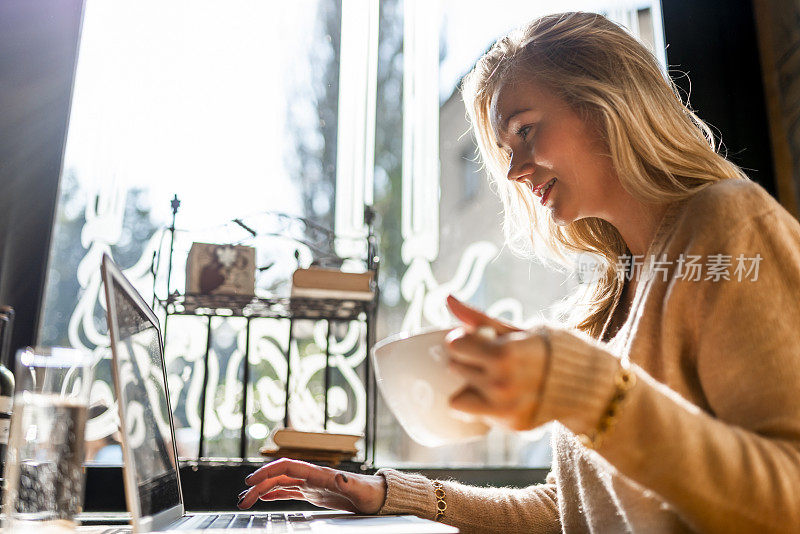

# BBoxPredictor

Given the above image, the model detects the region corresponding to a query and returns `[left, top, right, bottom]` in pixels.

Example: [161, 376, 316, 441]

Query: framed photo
[186, 243, 256, 296]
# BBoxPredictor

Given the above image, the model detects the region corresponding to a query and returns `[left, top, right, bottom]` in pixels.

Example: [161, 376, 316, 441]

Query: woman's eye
[516, 125, 533, 141]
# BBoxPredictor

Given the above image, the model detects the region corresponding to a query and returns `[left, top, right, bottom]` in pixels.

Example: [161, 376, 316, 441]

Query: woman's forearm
[596, 368, 800, 533]
[376, 468, 561, 534]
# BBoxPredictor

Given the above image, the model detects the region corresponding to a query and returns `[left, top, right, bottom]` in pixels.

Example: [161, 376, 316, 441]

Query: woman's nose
[507, 153, 534, 182]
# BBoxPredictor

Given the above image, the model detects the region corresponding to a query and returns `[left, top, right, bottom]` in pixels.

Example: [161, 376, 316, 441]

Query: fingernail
[237, 496, 244, 507]
[244, 474, 252, 484]
[238, 489, 248, 499]
[475, 326, 497, 340]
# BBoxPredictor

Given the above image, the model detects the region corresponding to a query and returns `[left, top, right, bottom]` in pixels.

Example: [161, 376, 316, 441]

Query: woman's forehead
[489, 80, 552, 133]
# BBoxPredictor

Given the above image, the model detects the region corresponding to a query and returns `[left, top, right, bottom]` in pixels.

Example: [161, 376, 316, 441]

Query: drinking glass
[2, 347, 94, 533]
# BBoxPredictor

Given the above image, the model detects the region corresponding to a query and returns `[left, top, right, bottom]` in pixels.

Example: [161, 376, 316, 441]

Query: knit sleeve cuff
[533, 328, 621, 437]
[374, 468, 436, 519]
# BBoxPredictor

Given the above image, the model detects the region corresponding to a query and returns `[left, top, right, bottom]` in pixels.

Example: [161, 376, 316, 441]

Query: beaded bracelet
[577, 363, 637, 449]
[432, 481, 447, 521]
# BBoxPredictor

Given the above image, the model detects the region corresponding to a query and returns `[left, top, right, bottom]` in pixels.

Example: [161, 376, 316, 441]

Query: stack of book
[290, 267, 374, 301]
[260, 428, 361, 466]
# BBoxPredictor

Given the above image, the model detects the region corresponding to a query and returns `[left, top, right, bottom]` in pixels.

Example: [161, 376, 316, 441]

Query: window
[40, 0, 362, 462]
[40, 0, 665, 468]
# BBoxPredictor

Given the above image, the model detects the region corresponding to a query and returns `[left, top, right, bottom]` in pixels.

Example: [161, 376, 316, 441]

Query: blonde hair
[461, 12, 748, 339]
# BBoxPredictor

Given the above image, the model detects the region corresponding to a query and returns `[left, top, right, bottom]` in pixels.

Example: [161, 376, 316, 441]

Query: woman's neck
[607, 195, 668, 257]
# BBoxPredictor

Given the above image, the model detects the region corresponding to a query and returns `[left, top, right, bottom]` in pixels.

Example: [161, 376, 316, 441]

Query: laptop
[100, 254, 457, 533]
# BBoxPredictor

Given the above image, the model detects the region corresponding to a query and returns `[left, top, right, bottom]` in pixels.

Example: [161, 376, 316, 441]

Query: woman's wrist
[358, 473, 388, 514]
[576, 363, 637, 448]
[532, 328, 623, 436]
[432, 481, 447, 522]
[374, 468, 439, 518]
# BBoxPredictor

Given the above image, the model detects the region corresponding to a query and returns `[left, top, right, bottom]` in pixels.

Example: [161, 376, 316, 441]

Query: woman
[238, 12, 800, 533]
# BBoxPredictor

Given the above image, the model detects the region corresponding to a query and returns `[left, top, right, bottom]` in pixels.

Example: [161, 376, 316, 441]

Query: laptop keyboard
[170, 512, 312, 531]
[97, 512, 312, 533]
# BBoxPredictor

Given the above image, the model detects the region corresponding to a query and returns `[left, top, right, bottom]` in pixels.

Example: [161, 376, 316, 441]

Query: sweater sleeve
[589, 208, 800, 533]
[375, 468, 561, 534]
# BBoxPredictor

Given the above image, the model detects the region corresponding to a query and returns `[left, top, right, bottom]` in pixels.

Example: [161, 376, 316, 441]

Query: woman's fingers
[448, 359, 502, 391]
[239, 474, 308, 509]
[445, 328, 503, 370]
[446, 327, 552, 432]
[254, 474, 304, 493]
[241, 459, 340, 510]
[446, 295, 519, 334]
[245, 458, 329, 488]
[449, 386, 503, 417]
[259, 489, 306, 501]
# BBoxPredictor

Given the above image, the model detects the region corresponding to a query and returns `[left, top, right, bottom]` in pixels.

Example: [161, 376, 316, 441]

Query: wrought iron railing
[153, 199, 380, 467]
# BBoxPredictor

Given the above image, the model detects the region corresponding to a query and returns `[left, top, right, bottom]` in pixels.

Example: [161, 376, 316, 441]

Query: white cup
[371, 327, 491, 447]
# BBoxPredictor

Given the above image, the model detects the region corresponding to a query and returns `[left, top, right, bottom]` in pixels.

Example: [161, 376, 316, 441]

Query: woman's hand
[238, 458, 387, 514]
[446, 295, 550, 431]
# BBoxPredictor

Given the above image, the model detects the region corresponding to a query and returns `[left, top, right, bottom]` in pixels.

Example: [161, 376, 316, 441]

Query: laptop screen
[108, 276, 181, 517]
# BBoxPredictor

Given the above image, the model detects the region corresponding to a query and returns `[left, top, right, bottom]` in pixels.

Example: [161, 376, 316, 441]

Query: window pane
[40, 0, 347, 463]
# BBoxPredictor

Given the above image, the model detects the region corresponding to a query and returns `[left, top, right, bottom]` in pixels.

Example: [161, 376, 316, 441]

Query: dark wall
[0, 0, 84, 354]
[661, 0, 776, 195]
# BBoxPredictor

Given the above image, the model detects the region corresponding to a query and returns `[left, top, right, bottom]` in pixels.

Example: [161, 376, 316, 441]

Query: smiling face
[490, 78, 623, 226]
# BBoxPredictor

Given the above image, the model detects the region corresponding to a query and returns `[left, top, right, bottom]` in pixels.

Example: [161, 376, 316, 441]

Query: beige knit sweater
[375, 178, 800, 533]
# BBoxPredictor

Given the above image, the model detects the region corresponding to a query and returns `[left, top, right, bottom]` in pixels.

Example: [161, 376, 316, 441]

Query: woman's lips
[518, 177, 557, 200]
[540, 180, 555, 205]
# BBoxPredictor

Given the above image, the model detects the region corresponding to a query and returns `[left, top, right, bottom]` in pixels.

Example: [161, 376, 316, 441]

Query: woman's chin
[548, 205, 571, 226]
